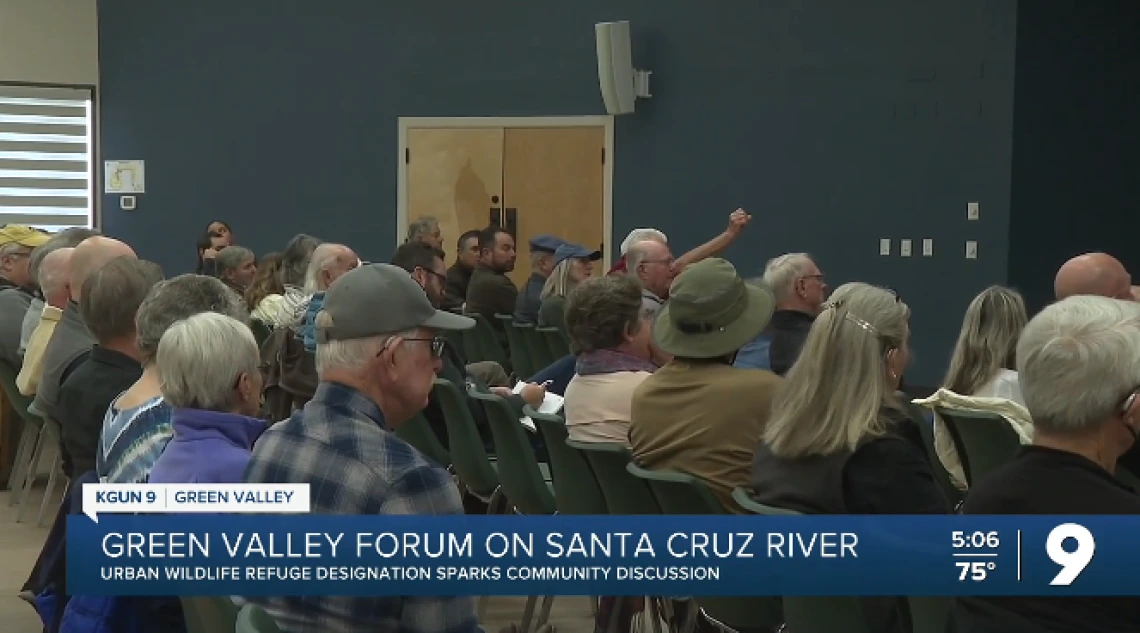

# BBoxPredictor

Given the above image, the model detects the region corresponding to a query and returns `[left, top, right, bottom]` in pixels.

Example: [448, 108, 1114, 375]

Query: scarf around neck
[576, 348, 658, 376]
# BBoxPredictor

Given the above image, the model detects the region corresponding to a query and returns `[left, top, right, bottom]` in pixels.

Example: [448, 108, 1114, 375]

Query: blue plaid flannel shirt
[240, 381, 479, 633]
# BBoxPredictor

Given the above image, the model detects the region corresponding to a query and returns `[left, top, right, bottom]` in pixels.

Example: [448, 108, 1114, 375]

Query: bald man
[29, 236, 137, 422]
[1053, 253, 1133, 301]
[15, 248, 76, 394]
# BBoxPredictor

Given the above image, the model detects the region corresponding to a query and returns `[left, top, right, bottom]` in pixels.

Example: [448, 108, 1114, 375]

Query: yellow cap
[0, 225, 50, 248]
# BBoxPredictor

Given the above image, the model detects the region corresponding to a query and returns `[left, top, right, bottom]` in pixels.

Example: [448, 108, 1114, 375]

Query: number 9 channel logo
[1047, 523, 1096, 586]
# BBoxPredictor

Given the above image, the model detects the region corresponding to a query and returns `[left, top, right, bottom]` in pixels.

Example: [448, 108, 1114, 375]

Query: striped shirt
[97, 394, 173, 484]
[240, 381, 478, 633]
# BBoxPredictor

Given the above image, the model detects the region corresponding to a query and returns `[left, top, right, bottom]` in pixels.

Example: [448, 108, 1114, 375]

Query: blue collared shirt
[241, 381, 478, 633]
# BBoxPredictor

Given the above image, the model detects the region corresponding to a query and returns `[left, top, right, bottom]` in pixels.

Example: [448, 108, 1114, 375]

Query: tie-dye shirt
[96, 393, 174, 484]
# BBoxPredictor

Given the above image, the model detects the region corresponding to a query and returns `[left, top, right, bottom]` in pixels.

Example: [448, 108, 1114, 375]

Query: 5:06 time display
[952, 531, 999, 549]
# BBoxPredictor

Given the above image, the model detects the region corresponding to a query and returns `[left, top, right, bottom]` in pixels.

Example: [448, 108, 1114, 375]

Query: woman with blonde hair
[537, 243, 600, 333]
[750, 282, 949, 632]
[915, 286, 1033, 490]
[751, 281, 946, 512]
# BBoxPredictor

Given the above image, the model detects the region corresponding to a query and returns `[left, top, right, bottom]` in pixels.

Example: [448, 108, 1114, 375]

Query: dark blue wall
[97, 0, 1017, 384]
[1008, 0, 1140, 314]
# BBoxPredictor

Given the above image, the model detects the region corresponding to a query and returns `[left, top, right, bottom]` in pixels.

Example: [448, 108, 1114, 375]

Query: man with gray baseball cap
[242, 263, 480, 633]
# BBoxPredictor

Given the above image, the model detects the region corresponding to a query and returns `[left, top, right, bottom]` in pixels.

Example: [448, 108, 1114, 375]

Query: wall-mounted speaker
[595, 21, 651, 116]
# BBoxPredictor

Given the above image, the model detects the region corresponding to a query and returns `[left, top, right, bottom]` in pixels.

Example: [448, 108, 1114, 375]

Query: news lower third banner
[69, 486, 1140, 597]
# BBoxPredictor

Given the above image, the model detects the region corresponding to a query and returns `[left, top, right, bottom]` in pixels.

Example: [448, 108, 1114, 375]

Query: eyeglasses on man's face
[403, 336, 447, 359]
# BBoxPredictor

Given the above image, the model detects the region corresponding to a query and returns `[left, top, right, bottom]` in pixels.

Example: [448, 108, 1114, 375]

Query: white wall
[0, 0, 97, 85]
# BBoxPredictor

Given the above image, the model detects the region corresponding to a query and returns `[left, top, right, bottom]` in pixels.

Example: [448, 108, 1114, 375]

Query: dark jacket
[513, 272, 546, 324]
[465, 265, 517, 321]
[148, 408, 266, 484]
[537, 295, 567, 334]
[443, 263, 472, 312]
[768, 309, 815, 376]
[57, 346, 143, 478]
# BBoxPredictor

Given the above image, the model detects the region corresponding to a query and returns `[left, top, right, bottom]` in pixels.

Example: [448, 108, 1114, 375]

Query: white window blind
[0, 85, 93, 231]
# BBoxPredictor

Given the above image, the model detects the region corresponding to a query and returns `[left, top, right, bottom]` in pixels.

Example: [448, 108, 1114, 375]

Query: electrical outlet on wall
[922, 239, 933, 256]
[900, 239, 912, 257]
[879, 238, 891, 256]
[967, 202, 980, 220]
[965, 240, 978, 259]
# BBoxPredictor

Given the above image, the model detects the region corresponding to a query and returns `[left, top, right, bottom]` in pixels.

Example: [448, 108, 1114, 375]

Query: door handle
[503, 208, 518, 240]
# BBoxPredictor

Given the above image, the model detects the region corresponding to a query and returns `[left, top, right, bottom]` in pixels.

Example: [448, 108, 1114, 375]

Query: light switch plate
[967, 202, 980, 220]
[922, 238, 933, 256]
[965, 240, 978, 259]
[879, 238, 891, 256]
[900, 239, 912, 257]
[120, 195, 137, 211]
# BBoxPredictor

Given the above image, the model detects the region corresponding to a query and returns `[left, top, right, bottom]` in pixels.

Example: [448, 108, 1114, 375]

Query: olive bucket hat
[651, 258, 776, 359]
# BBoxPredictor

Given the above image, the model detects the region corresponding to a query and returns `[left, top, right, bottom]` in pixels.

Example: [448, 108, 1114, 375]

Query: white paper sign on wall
[104, 160, 145, 194]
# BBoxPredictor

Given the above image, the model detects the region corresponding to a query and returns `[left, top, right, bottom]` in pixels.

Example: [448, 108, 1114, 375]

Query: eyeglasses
[404, 336, 447, 359]
[421, 267, 447, 283]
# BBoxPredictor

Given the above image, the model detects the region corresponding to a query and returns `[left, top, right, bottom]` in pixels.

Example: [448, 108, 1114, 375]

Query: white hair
[157, 312, 259, 411]
[763, 253, 815, 303]
[1017, 296, 1140, 434]
[303, 243, 346, 293]
[620, 228, 667, 255]
[312, 311, 414, 373]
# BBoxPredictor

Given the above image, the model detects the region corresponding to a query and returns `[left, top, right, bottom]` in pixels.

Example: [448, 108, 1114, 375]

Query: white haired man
[735, 253, 827, 374]
[297, 242, 358, 350]
[242, 263, 479, 633]
[607, 209, 752, 276]
[954, 296, 1140, 632]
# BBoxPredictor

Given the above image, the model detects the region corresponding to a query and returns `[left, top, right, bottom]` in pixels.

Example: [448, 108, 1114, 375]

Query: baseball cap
[552, 243, 602, 268]
[314, 263, 473, 343]
[0, 225, 50, 249]
[528, 235, 565, 253]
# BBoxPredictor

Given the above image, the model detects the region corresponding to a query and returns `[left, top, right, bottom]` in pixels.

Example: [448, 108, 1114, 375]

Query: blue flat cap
[552, 243, 603, 268]
[528, 234, 565, 253]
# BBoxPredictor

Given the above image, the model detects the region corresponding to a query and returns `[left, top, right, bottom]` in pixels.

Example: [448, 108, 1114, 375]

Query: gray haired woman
[148, 312, 265, 484]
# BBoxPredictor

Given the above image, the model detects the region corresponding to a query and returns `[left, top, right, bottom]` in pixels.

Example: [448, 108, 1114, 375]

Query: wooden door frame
[396, 115, 615, 269]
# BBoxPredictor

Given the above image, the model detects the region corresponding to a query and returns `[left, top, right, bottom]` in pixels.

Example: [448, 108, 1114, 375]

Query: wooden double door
[404, 124, 607, 287]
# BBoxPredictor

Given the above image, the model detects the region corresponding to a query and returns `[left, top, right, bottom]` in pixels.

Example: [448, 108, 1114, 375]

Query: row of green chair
[180, 597, 280, 633]
[495, 314, 570, 377]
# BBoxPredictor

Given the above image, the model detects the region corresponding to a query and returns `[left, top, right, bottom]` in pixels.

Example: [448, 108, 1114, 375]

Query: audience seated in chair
[58, 257, 163, 479]
[513, 234, 562, 324]
[98, 275, 249, 484]
[297, 242, 359, 351]
[245, 251, 284, 320]
[391, 242, 541, 449]
[31, 237, 136, 425]
[149, 312, 265, 484]
[17, 236, 92, 395]
[215, 245, 258, 299]
[630, 258, 779, 512]
[735, 252, 826, 374]
[562, 275, 656, 446]
[954, 295, 1140, 633]
[537, 242, 599, 334]
[607, 209, 751, 276]
[751, 283, 949, 633]
[915, 285, 1032, 490]
[252, 234, 321, 327]
[466, 226, 518, 344]
[242, 263, 480, 633]
[0, 225, 49, 368]
[443, 230, 481, 312]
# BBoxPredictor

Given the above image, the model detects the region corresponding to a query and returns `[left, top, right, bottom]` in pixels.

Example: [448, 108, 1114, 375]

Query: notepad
[513, 381, 565, 433]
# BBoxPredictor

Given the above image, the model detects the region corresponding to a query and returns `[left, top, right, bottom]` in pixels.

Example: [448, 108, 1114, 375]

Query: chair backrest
[908, 596, 951, 633]
[471, 392, 555, 515]
[730, 487, 803, 516]
[432, 378, 499, 498]
[180, 596, 239, 633]
[496, 315, 535, 378]
[0, 359, 36, 422]
[626, 463, 726, 514]
[900, 396, 962, 505]
[782, 597, 872, 633]
[236, 603, 282, 633]
[468, 313, 509, 366]
[393, 412, 451, 469]
[566, 440, 659, 514]
[537, 326, 570, 359]
[530, 409, 606, 515]
[520, 325, 556, 370]
[936, 408, 1020, 487]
